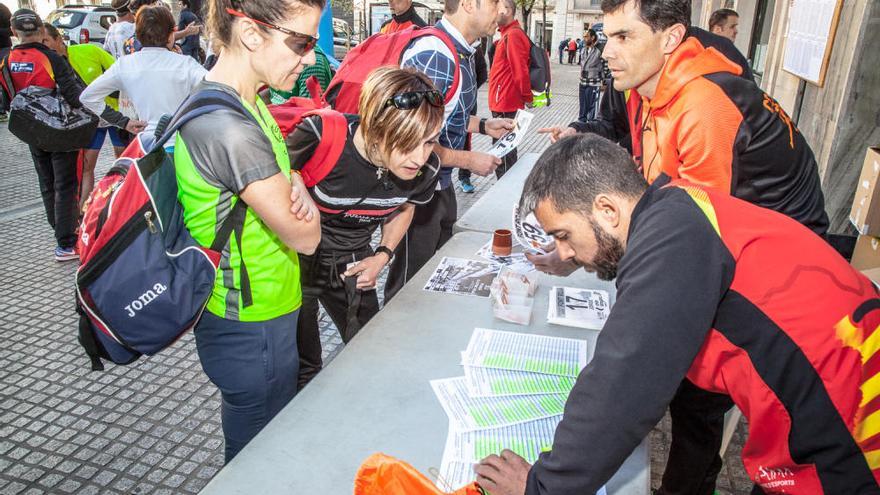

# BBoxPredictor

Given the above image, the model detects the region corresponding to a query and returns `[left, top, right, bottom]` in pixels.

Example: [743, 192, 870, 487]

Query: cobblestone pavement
[0, 60, 749, 494]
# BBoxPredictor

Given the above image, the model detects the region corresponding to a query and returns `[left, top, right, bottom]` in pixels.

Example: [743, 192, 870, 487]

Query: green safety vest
[174, 96, 302, 321]
[67, 44, 118, 109]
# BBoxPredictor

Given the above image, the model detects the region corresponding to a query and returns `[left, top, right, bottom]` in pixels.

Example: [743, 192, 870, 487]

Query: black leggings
[296, 246, 380, 389]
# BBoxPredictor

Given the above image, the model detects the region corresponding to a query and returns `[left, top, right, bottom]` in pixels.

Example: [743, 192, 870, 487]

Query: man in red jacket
[487, 0, 531, 178]
[476, 133, 880, 495]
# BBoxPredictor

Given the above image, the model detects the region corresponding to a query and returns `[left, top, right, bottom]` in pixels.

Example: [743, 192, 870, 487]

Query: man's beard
[588, 218, 624, 281]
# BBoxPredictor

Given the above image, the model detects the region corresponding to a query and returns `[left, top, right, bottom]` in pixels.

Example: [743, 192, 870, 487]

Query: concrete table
[455, 153, 539, 234]
[199, 232, 649, 495]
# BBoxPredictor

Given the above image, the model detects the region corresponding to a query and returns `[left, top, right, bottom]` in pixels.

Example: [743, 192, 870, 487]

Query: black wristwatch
[479, 118, 487, 135]
[375, 246, 394, 263]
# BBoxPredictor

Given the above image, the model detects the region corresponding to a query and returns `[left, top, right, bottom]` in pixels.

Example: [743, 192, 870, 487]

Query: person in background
[0, 3, 12, 122]
[567, 37, 577, 64]
[575, 35, 584, 64]
[103, 0, 139, 146]
[80, 4, 206, 138]
[178, 0, 202, 61]
[43, 24, 130, 208]
[287, 67, 444, 389]
[268, 43, 332, 104]
[557, 37, 568, 64]
[121, 0, 200, 55]
[577, 29, 602, 122]
[380, 0, 427, 33]
[104, 0, 136, 59]
[486, 0, 530, 177]
[456, 35, 489, 194]
[176, 0, 322, 462]
[382, 0, 514, 303]
[475, 133, 880, 495]
[709, 8, 738, 43]
[0, 10, 135, 262]
[0, 4, 11, 52]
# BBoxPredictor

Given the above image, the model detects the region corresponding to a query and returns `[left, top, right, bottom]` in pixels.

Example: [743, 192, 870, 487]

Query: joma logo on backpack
[124, 283, 167, 317]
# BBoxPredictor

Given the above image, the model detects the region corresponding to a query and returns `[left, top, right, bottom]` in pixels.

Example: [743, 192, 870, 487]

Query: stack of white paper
[431, 329, 604, 493]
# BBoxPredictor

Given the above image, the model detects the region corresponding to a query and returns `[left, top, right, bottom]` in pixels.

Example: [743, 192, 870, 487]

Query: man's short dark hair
[43, 23, 61, 40]
[445, 0, 480, 14]
[520, 134, 648, 217]
[135, 3, 174, 47]
[709, 8, 738, 30]
[600, 0, 690, 32]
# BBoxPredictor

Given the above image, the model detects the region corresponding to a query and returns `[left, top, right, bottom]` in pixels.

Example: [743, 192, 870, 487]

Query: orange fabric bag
[353, 453, 485, 495]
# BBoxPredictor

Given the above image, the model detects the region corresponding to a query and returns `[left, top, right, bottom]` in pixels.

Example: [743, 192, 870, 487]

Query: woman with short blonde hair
[287, 67, 444, 388]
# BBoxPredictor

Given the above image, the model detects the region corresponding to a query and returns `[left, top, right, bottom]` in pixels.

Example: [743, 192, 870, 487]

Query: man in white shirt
[103, 0, 135, 60]
[81, 3, 206, 138]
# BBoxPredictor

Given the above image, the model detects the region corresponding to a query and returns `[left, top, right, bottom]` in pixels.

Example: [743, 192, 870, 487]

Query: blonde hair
[358, 67, 445, 164]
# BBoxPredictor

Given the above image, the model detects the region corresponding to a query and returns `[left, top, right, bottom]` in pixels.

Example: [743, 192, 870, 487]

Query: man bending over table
[475, 134, 880, 495]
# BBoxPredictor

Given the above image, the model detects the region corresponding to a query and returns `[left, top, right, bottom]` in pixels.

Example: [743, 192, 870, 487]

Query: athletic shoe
[460, 178, 475, 193]
[54, 246, 79, 262]
[0, 112, 7, 122]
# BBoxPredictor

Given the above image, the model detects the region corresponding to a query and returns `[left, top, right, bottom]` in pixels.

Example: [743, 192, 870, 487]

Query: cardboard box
[850, 147, 880, 236]
[852, 235, 880, 284]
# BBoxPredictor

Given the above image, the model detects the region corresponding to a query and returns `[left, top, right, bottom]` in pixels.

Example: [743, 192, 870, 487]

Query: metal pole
[541, 0, 547, 48]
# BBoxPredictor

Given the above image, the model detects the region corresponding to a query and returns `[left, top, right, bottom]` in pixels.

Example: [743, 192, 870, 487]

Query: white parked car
[46, 5, 117, 46]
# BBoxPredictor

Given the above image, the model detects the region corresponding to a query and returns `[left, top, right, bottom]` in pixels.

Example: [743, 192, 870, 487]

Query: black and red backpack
[324, 26, 461, 114]
[75, 89, 257, 370]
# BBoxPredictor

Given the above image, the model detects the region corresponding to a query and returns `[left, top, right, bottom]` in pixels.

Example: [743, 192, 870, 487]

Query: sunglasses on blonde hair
[226, 8, 318, 55]
[384, 90, 444, 110]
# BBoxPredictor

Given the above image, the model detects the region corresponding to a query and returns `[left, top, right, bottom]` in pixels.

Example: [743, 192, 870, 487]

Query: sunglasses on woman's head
[385, 90, 444, 110]
[225, 8, 318, 55]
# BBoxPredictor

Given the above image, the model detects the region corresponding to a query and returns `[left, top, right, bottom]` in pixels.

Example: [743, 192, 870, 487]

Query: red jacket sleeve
[508, 30, 533, 105]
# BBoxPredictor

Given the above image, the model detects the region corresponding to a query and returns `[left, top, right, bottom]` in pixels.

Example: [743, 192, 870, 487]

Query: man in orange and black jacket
[379, 0, 427, 34]
[486, 0, 530, 178]
[559, 26, 753, 155]
[529, 0, 830, 493]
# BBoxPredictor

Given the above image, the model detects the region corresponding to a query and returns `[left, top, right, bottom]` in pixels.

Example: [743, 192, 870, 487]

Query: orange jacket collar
[647, 37, 742, 109]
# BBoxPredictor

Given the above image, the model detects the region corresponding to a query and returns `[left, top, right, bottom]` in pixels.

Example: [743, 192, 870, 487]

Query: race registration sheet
[436, 416, 607, 495]
[463, 366, 577, 397]
[462, 328, 589, 377]
[430, 377, 567, 431]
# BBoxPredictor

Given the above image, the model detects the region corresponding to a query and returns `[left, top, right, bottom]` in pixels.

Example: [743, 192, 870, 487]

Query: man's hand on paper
[475, 449, 530, 495]
[467, 151, 501, 176]
[537, 125, 578, 143]
[484, 118, 516, 139]
[525, 243, 581, 276]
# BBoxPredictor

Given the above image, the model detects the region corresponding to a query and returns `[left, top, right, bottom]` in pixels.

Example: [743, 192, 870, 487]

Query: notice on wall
[782, 0, 843, 86]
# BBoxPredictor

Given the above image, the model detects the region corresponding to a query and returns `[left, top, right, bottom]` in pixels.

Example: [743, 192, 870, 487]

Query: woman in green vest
[174, 0, 323, 462]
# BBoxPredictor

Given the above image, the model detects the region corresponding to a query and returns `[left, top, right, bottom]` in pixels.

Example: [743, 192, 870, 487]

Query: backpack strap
[304, 75, 323, 105]
[158, 89, 264, 308]
[299, 109, 349, 187]
[150, 89, 255, 152]
[209, 199, 252, 307]
[0, 53, 16, 109]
